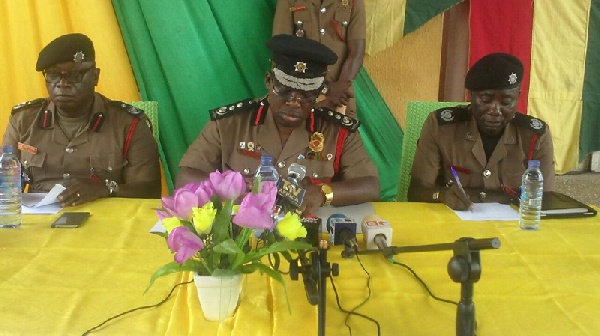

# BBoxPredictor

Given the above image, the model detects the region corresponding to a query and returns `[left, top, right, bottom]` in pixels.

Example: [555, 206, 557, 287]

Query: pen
[450, 166, 473, 211]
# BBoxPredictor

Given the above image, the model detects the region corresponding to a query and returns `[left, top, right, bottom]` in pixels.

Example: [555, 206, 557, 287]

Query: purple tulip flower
[209, 170, 246, 201]
[168, 226, 204, 264]
[233, 181, 277, 229]
[158, 181, 214, 220]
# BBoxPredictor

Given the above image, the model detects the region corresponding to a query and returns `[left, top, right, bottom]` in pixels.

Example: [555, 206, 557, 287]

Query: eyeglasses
[271, 83, 318, 104]
[43, 67, 95, 84]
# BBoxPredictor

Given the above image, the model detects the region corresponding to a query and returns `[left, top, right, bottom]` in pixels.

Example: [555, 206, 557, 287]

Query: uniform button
[320, 7, 326, 13]
[479, 192, 487, 200]
[243, 168, 250, 175]
[312, 173, 319, 178]
[320, 28, 325, 35]
[65, 147, 74, 153]
[342, 21, 348, 26]
[62, 173, 71, 179]
[483, 170, 491, 178]
[277, 161, 285, 168]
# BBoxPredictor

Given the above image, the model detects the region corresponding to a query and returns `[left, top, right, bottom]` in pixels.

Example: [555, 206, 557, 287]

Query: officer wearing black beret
[178, 34, 380, 215]
[2, 33, 161, 206]
[408, 52, 555, 210]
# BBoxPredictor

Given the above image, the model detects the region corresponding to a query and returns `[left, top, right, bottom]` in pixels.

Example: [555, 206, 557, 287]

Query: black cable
[329, 270, 381, 336]
[389, 258, 458, 306]
[81, 280, 194, 336]
[342, 254, 375, 335]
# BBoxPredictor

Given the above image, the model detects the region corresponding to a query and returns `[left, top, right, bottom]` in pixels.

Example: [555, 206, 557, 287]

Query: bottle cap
[2, 145, 13, 153]
[528, 160, 540, 169]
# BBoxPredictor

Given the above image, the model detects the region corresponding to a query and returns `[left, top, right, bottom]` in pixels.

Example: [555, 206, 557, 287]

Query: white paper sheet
[21, 184, 66, 214]
[452, 202, 519, 221]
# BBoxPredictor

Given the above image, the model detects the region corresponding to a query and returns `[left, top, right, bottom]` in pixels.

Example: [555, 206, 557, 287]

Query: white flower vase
[193, 273, 243, 321]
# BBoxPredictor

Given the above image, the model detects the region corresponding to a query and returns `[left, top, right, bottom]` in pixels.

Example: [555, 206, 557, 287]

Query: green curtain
[112, 0, 402, 200]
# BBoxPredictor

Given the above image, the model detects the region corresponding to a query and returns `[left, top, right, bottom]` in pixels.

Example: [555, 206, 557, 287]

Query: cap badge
[73, 51, 85, 62]
[294, 61, 307, 73]
[309, 132, 325, 152]
[508, 73, 517, 85]
[440, 109, 454, 122]
[530, 118, 543, 130]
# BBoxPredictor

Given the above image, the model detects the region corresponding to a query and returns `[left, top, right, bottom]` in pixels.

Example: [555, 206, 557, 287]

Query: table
[1, 200, 599, 335]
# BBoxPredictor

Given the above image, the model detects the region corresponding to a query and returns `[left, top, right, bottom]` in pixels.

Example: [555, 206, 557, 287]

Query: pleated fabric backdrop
[469, 0, 600, 174]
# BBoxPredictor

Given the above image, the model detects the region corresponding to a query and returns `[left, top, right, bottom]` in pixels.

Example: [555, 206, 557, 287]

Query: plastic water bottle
[0, 145, 22, 228]
[519, 160, 543, 231]
[254, 154, 279, 183]
[253, 155, 279, 237]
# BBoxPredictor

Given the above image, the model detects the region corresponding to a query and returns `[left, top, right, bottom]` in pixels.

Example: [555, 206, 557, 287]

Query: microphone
[361, 214, 393, 254]
[277, 163, 307, 211]
[327, 214, 358, 246]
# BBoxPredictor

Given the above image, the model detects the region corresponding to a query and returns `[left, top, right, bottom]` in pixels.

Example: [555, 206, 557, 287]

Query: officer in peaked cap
[2, 33, 161, 206]
[408, 52, 555, 210]
[178, 34, 380, 215]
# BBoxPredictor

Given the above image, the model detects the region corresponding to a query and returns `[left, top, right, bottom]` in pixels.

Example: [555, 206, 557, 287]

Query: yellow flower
[192, 203, 217, 234]
[276, 212, 307, 241]
[162, 216, 182, 233]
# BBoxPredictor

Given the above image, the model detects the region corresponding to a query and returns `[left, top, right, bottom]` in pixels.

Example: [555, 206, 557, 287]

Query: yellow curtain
[364, 0, 407, 55]
[0, 0, 140, 137]
[529, 0, 592, 173]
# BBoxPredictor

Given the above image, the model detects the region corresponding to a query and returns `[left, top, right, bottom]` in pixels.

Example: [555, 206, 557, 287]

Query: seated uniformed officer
[177, 34, 380, 215]
[408, 53, 555, 210]
[2, 33, 161, 206]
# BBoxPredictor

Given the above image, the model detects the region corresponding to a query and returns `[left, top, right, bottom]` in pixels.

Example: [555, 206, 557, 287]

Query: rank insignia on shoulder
[315, 108, 360, 132]
[11, 98, 46, 114]
[210, 98, 257, 121]
[511, 112, 547, 134]
[112, 101, 144, 116]
[435, 106, 470, 125]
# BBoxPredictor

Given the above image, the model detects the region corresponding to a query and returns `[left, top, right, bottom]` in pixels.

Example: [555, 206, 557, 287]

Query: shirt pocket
[333, 8, 352, 40]
[302, 159, 335, 183]
[21, 151, 47, 182]
[88, 153, 128, 182]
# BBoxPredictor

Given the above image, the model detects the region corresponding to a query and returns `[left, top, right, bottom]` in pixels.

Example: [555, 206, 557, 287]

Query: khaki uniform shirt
[272, 0, 366, 116]
[411, 106, 555, 193]
[179, 98, 377, 184]
[2, 93, 160, 192]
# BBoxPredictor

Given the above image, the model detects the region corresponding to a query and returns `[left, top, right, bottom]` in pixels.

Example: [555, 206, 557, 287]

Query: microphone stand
[290, 240, 339, 336]
[344, 237, 500, 336]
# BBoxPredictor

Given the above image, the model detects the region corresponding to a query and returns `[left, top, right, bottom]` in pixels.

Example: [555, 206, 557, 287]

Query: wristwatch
[320, 184, 334, 207]
[105, 179, 119, 197]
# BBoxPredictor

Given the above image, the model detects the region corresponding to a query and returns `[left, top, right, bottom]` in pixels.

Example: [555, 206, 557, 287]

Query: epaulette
[11, 98, 46, 115]
[435, 106, 470, 125]
[511, 112, 547, 135]
[314, 107, 360, 132]
[111, 101, 144, 116]
[209, 98, 258, 121]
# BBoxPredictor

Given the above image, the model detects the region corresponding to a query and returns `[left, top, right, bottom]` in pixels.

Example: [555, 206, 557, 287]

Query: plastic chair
[127, 101, 171, 196]
[397, 101, 467, 202]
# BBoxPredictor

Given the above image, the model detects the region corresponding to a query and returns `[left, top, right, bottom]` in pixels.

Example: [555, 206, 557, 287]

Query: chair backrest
[127, 101, 159, 141]
[397, 101, 467, 202]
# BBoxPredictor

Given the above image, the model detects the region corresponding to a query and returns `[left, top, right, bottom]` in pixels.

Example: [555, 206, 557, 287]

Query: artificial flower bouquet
[146, 170, 312, 292]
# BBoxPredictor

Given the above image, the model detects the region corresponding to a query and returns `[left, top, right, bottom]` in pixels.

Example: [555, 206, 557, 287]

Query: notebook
[513, 191, 597, 218]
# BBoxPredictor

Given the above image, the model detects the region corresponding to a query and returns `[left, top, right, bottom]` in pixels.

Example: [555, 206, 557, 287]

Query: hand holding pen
[446, 166, 475, 211]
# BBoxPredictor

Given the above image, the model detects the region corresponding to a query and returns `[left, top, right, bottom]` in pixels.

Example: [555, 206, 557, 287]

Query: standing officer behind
[408, 53, 555, 210]
[177, 34, 379, 215]
[272, 0, 366, 118]
[2, 33, 161, 206]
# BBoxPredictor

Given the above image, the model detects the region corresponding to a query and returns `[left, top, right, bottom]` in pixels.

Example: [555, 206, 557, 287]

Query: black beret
[266, 34, 337, 91]
[465, 53, 524, 91]
[36, 33, 95, 71]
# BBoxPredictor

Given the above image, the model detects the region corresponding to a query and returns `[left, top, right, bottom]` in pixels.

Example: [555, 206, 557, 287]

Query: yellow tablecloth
[1, 200, 599, 335]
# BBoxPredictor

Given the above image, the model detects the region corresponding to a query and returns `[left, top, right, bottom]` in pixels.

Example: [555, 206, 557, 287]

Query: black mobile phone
[51, 212, 91, 228]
